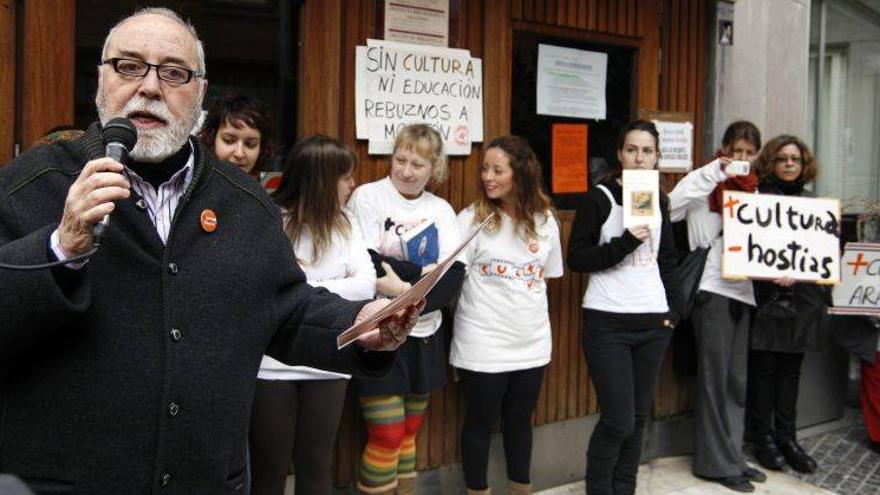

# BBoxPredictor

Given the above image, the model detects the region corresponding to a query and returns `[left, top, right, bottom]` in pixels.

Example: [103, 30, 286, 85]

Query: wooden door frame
[0, 0, 16, 163]
[482, 0, 662, 141]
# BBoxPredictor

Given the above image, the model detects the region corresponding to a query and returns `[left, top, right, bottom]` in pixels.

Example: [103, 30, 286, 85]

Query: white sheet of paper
[536, 44, 607, 120]
[652, 120, 693, 172]
[622, 169, 661, 229]
[337, 214, 494, 349]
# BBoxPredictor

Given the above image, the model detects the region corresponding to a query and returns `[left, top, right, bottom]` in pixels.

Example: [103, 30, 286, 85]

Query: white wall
[712, 0, 812, 149]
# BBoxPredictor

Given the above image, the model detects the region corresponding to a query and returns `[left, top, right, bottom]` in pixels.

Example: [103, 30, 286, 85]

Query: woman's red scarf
[707, 149, 759, 213]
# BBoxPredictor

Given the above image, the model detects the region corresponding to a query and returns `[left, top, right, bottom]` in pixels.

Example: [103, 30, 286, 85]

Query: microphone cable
[0, 247, 99, 271]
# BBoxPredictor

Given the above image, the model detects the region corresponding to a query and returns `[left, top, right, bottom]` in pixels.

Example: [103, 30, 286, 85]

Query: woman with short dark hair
[198, 92, 275, 179]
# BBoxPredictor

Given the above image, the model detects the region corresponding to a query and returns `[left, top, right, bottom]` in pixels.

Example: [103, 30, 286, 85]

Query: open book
[337, 213, 494, 349]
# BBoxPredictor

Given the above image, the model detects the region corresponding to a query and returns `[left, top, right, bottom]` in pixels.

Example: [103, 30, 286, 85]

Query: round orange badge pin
[201, 209, 218, 233]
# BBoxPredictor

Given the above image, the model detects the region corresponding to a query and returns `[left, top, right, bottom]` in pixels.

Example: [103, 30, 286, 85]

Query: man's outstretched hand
[355, 299, 426, 351]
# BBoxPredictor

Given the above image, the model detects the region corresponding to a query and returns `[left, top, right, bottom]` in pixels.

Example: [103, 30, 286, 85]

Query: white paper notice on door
[622, 169, 661, 229]
[536, 44, 607, 120]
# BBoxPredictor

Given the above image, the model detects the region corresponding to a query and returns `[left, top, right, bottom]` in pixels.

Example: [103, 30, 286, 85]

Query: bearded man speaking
[0, 8, 421, 494]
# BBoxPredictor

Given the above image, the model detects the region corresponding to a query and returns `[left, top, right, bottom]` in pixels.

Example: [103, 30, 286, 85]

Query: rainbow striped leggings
[357, 394, 430, 493]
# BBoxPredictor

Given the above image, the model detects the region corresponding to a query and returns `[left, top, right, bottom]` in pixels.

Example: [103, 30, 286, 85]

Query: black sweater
[568, 180, 682, 328]
[0, 123, 393, 493]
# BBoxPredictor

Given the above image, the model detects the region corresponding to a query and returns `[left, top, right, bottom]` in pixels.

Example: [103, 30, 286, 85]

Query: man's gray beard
[97, 92, 201, 163]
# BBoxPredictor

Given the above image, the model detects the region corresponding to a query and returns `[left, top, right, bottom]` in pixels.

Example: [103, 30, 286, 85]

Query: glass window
[809, 0, 880, 215]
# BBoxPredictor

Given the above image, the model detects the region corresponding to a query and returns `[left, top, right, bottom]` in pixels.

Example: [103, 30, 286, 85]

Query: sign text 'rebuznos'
[356, 39, 483, 155]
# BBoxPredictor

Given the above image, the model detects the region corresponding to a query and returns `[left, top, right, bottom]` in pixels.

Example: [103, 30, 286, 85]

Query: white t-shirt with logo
[257, 211, 376, 381]
[451, 206, 564, 372]
[348, 176, 460, 338]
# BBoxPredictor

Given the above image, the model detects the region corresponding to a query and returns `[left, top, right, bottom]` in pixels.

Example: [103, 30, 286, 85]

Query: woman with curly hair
[452, 135, 563, 495]
[746, 134, 825, 475]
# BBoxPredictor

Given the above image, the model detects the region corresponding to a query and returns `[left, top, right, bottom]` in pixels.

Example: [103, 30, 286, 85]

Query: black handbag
[678, 246, 711, 320]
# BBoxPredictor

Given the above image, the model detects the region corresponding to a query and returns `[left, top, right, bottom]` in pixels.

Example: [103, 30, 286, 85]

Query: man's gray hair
[100, 7, 207, 75]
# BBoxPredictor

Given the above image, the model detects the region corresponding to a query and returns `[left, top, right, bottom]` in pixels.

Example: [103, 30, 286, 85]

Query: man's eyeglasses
[101, 58, 203, 85]
[773, 155, 803, 165]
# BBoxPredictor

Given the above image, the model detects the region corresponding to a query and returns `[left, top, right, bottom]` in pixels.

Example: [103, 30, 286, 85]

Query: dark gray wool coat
[0, 123, 393, 494]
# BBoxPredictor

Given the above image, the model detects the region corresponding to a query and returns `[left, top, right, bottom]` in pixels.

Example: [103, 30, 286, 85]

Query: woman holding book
[451, 135, 563, 495]
[348, 124, 465, 495]
[568, 120, 682, 495]
[248, 135, 374, 495]
[668, 121, 766, 491]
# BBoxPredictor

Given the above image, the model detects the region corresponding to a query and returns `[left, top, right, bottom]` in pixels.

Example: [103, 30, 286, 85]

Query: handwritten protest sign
[356, 39, 483, 155]
[722, 191, 840, 283]
[831, 243, 880, 315]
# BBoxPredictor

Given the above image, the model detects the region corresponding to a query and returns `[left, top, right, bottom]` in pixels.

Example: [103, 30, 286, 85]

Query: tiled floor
[535, 456, 835, 495]
[786, 421, 880, 495]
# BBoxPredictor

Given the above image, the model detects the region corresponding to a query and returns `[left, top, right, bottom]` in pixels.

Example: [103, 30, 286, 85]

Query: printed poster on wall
[384, 0, 449, 47]
[831, 243, 880, 315]
[551, 123, 589, 194]
[652, 120, 693, 172]
[536, 44, 607, 120]
[355, 39, 483, 155]
[721, 191, 841, 283]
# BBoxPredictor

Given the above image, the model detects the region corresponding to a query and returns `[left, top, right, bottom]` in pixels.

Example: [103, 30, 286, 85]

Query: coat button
[170, 328, 182, 342]
[135, 198, 148, 210]
[168, 262, 178, 274]
[161, 473, 171, 486]
[168, 402, 180, 416]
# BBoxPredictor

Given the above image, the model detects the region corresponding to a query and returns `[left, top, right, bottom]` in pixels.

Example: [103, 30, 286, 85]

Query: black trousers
[248, 378, 348, 495]
[746, 350, 804, 439]
[582, 321, 671, 495]
[458, 366, 545, 490]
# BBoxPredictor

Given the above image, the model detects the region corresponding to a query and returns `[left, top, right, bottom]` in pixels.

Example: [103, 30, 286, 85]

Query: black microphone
[94, 118, 137, 242]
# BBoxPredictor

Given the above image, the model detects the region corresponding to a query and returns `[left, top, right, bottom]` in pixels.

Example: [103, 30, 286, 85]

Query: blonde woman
[348, 124, 465, 494]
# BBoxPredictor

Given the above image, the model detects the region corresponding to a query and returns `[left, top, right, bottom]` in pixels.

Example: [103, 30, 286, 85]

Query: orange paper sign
[551, 124, 589, 194]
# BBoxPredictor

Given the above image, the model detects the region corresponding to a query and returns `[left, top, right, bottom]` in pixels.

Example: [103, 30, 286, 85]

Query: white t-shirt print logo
[625, 239, 657, 267]
[479, 257, 546, 291]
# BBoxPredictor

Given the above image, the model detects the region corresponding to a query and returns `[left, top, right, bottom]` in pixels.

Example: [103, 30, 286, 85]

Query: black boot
[751, 434, 785, 470]
[775, 436, 817, 473]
